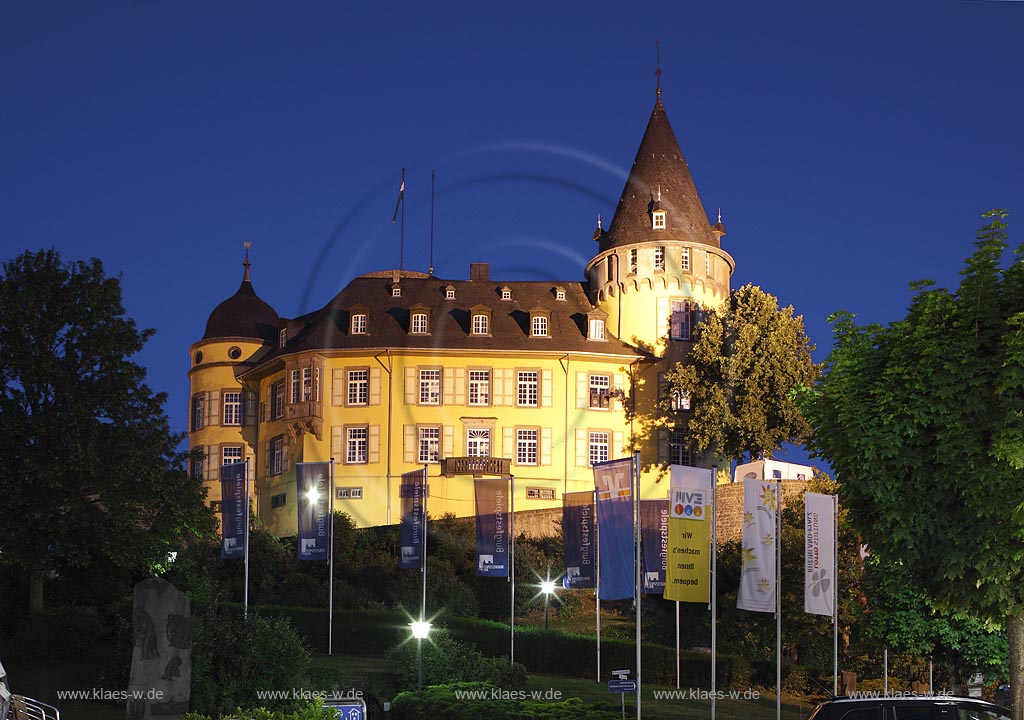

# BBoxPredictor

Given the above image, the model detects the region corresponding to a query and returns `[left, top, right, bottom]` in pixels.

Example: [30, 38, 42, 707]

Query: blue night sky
[3, 2, 1022, 466]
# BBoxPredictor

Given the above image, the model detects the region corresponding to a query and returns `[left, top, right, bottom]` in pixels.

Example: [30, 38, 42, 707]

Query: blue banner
[641, 499, 669, 594]
[474, 478, 509, 577]
[399, 470, 426, 570]
[562, 491, 595, 589]
[220, 462, 246, 560]
[297, 462, 331, 561]
[594, 457, 635, 601]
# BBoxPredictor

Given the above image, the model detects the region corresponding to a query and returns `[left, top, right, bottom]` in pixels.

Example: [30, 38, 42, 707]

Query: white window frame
[654, 245, 665, 270]
[517, 370, 539, 407]
[336, 487, 363, 500]
[669, 430, 692, 466]
[222, 445, 243, 466]
[466, 427, 491, 457]
[279, 328, 287, 348]
[222, 391, 242, 426]
[347, 369, 369, 406]
[531, 315, 548, 337]
[270, 436, 284, 475]
[468, 369, 491, 406]
[418, 426, 441, 464]
[588, 431, 610, 466]
[472, 314, 489, 335]
[191, 394, 205, 431]
[681, 247, 690, 272]
[589, 318, 606, 340]
[516, 428, 538, 466]
[411, 312, 428, 334]
[653, 210, 666, 230]
[589, 374, 611, 410]
[419, 368, 441, 405]
[445, 288, 456, 299]
[271, 382, 285, 420]
[346, 426, 368, 464]
[392, 286, 401, 297]
[351, 313, 367, 334]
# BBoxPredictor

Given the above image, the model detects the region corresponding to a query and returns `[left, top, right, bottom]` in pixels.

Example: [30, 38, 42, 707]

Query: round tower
[585, 93, 734, 357]
[188, 250, 279, 509]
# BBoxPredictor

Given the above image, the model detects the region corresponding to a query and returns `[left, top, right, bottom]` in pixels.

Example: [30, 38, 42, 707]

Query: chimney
[469, 263, 490, 281]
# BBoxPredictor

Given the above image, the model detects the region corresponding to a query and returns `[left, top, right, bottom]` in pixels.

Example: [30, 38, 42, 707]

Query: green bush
[5, 605, 108, 660]
[388, 683, 629, 720]
[190, 605, 312, 715]
[380, 629, 528, 697]
[182, 700, 338, 720]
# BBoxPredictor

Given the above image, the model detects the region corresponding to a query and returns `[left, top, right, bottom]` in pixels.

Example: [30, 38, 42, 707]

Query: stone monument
[126, 578, 191, 720]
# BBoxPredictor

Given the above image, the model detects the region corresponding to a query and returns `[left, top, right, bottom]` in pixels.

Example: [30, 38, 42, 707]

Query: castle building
[188, 87, 734, 536]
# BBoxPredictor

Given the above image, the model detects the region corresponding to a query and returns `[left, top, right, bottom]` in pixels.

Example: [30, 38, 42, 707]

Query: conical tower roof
[600, 95, 717, 253]
[202, 261, 279, 342]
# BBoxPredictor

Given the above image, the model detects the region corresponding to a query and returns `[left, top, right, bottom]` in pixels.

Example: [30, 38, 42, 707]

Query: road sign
[608, 679, 638, 693]
[325, 700, 365, 720]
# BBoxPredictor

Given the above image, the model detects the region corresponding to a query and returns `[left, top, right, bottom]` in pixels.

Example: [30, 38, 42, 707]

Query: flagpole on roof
[392, 168, 406, 271]
[429, 170, 436, 277]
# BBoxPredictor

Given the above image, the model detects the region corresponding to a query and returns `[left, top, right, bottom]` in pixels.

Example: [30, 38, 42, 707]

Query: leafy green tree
[663, 283, 819, 462]
[804, 211, 1024, 717]
[0, 249, 215, 611]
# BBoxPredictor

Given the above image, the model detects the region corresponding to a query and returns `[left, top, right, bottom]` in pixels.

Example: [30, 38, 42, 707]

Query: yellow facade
[189, 92, 737, 535]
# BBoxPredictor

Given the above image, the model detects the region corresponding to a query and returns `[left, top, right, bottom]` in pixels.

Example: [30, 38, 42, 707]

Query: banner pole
[712, 465, 718, 720]
[421, 465, 428, 627]
[328, 459, 335, 656]
[510, 473, 515, 666]
[833, 493, 839, 696]
[635, 451, 642, 720]
[776, 479, 782, 720]
[595, 486, 601, 682]
[676, 600, 680, 689]
[244, 458, 250, 621]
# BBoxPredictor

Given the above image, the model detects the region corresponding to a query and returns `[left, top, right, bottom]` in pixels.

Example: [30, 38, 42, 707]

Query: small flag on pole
[391, 171, 405, 224]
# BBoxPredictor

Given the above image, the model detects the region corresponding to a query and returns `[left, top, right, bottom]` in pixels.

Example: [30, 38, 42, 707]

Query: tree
[0, 249, 215, 612]
[663, 283, 819, 462]
[804, 211, 1024, 718]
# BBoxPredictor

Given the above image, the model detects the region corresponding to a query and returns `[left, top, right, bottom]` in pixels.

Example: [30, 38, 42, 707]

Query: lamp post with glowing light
[540, 579, 556, 630]
[410, 620, 431, 693]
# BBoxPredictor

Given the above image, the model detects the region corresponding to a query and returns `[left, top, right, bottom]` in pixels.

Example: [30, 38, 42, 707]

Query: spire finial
[597, 212, 603, 230]
[657, 185, 662, 202]
[242, 241, 252, 281]
[718, 208, 722, 223]
[655, 39, 662, 99]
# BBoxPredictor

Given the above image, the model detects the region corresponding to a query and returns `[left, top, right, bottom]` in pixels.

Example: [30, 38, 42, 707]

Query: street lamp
[410, 620, 431, 693]
[540, 579, 556, 630]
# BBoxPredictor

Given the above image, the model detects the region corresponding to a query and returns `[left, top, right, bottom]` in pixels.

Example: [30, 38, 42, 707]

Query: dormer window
[470, 304, 492, 336]
[351, 313, 368, 334]
[554, 286, 566, 301]
[445, 285, 456, 299]
[278, 328, 287, 348]
[589, 317, 605, 340]
[392, 286, 401, 297]
[501, 286, 512, 301]
[411, 313, 428, 333]
[653, 210, 666, 230]
[530, 308, 550, 338]
[654, 246, 665, 271]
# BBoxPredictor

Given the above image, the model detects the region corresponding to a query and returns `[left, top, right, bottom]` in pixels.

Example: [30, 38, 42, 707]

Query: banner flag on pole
[296, 462, 332, 561]
[640, 499, 669, 594]
[737, 475, 779, 613]
[805, 492, 836, 616]
[474, 477, 509, 577]
[664, 465, 714, 602]
[399, 469, 426, 570]
[391, 173, 405, 223]
[220, 462, 247, 560]
[593, 457, 635, 601]
[562, 491, 595, 589]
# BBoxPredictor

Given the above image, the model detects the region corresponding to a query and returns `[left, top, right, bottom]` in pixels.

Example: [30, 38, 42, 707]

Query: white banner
[804, 492, 836, 616]
[737, 478, 778, 613]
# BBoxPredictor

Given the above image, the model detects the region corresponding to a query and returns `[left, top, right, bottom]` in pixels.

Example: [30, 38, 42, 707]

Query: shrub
[5, 605, 108, 660]
[181, 700, 338, 720]
[388, 683, 628, 720]
[190, 605, 312, 715]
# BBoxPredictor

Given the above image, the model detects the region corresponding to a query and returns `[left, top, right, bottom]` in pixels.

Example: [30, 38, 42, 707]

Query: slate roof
[202, 264, 280, 343]
[600, 95, 718, 253]
[249, 268, 638, 369]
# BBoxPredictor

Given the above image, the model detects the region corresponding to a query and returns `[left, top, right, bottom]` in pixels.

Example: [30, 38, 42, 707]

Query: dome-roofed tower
[188, 245, 277, 513]
[586, 85, 734, 350]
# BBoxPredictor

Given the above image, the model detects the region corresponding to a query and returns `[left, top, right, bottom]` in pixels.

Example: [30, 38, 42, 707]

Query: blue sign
[325, 701, 365, 720]
[608, 679, 637, 693]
